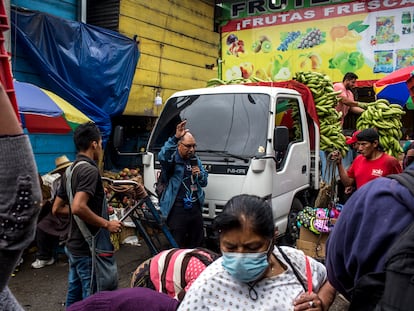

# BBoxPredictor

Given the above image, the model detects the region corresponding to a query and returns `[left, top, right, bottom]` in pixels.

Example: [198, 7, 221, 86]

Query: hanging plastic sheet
[11, 7, 140, 143]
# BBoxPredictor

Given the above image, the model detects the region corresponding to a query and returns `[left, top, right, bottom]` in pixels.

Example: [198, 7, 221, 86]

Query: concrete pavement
[9, 243, 152, 311]
[9, 242, 349, 310]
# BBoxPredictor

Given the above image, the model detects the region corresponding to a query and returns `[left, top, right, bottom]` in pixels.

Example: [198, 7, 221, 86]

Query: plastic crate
[0, 0, 8, 31]
[0, 0, 19, 121]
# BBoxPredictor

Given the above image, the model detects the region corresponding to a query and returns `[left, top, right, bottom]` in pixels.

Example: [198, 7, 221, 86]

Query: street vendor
[333, 128, 402, 190]
[333, 72, 364, 125]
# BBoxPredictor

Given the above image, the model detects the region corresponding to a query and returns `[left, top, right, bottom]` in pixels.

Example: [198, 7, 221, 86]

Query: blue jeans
[64, 247, 92, 307]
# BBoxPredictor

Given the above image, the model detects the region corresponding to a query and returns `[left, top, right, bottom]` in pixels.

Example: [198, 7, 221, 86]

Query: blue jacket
[158, 136, 208, 218]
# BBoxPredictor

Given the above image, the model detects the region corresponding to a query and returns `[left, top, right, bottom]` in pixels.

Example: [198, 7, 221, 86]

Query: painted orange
[330, 25, 348, 41]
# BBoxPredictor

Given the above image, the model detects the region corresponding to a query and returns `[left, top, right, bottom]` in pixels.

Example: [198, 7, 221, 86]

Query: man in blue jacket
[158, 120, 208, 248]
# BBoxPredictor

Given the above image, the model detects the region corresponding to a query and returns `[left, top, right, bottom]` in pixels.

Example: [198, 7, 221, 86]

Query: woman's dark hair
[212, 194, 274, 239]
[73, 122, 101, 152]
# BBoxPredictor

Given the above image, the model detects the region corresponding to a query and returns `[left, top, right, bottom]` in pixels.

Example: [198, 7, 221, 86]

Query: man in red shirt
[335, 128, 402, 189]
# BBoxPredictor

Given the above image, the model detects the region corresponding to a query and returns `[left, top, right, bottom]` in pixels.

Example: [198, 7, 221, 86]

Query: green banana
[356, 97, 405, 158]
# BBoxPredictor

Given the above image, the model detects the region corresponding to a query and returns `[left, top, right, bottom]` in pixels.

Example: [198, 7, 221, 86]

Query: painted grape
[296, 28, 325, 49]
[277, 31, 301, 51]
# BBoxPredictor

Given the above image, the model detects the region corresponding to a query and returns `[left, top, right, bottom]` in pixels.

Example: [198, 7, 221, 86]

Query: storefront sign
[220, 0, 414, 83]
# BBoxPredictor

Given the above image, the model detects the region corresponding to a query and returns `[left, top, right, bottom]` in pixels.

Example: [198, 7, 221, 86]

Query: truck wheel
[280, 198, 303, 246]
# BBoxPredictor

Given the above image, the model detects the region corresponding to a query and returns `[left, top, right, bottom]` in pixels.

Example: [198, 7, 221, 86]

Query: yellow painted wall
[119, 0, 219, 116]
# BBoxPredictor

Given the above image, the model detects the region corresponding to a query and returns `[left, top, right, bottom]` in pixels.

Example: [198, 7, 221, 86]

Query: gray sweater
[0, 134, 41, 309]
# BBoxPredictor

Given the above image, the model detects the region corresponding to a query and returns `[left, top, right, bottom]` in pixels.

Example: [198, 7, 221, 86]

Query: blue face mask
[222, 244, 271, 283]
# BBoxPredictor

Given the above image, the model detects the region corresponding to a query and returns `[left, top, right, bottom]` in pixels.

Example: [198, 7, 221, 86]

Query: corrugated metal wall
[87, 0, 119, 31]
[119, 0, 219, 116]
[11, 0, 78, 22]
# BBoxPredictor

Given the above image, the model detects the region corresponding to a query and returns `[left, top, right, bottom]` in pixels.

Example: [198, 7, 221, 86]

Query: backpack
[130, 247, 219, 290]
[154, 160, 175, 198]
[349, 170, 414, 311]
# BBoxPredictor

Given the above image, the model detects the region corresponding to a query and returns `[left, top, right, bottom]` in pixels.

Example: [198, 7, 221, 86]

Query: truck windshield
[148, 93, 270, 159]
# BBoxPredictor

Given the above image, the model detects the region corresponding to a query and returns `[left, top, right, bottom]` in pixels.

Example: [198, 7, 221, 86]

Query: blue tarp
[11, 7, 140, 143]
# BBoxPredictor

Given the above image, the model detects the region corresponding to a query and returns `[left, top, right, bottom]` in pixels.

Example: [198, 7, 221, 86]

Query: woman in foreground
[178, 194, 336, 311]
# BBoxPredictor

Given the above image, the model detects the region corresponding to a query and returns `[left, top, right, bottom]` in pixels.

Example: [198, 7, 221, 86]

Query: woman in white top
[178, 194, 336, 311]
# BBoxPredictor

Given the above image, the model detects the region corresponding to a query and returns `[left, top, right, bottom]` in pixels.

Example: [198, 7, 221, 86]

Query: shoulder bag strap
[66, 160, 94, 248]
[277, 245, 308, 292]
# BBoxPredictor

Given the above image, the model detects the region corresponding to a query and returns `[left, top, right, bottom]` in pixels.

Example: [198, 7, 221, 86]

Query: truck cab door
[271, 97, 311, 224]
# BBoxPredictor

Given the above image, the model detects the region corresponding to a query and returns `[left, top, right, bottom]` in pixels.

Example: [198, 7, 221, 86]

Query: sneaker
[31, 258, 55, 269]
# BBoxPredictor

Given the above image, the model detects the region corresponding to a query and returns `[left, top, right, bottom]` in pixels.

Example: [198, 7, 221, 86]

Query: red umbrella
[374, 65, 414, 109]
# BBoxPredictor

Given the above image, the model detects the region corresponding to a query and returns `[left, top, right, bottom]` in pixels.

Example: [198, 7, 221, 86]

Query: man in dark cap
[334, 128, 402, 190]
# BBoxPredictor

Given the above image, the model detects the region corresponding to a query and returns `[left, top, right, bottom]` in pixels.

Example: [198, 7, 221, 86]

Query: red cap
[346, 130, 361, 145]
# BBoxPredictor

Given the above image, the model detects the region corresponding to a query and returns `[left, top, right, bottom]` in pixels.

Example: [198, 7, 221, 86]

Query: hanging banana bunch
[356, 99, 405, 158]
[206, 76, 270, 87]
[293, 71, 348, 157]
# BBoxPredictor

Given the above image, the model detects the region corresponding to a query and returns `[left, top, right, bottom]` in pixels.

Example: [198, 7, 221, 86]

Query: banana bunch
[356, 99, 405, 158]
[206, 78, 226, 87]
[293, 71, 348, 156]
[206, 76, 269, 87]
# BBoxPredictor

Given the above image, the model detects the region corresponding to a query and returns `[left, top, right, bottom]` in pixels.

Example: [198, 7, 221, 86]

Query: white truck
[115, 83, 321, 245]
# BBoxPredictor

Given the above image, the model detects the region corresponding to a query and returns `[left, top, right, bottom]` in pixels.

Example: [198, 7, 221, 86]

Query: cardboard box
[296, 227, 328, 259]
[299, 227, 328, 243]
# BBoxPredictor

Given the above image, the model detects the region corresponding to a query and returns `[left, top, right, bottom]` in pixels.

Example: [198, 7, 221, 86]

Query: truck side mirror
[274, 126, 289, 152]
[113, 125, 124, 149]
[274, 126, 289, 169]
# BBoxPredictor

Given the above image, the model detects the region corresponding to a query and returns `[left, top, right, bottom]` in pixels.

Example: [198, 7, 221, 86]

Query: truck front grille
[202, 203, 224, 219]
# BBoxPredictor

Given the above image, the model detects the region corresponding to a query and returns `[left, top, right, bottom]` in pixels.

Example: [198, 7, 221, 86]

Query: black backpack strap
[349, 272, 385, 311]
[277, 245, 308, 292]
[387, 170, 414, 197]
[375, 222, 414, 311]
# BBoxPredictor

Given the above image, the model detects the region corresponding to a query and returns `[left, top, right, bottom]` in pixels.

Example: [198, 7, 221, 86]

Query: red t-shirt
[347, 153, 402, 189]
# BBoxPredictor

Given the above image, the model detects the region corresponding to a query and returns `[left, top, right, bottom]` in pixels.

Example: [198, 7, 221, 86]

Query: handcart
[102, 177, 178, 256]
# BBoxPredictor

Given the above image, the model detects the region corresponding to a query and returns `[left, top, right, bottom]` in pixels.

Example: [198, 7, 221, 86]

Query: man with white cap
[31, 155, 72, 269]
[48, 155, 73, 197]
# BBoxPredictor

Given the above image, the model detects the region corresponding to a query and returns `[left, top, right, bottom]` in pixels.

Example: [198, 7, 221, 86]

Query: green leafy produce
[329, 51, 364, 74]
